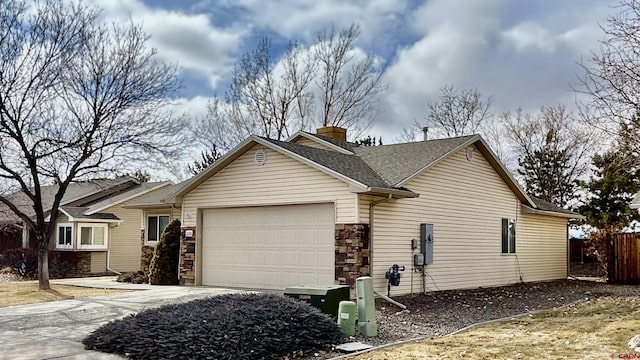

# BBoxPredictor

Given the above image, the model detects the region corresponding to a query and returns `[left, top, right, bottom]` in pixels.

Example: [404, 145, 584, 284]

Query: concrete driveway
[0, 278, 248, 360]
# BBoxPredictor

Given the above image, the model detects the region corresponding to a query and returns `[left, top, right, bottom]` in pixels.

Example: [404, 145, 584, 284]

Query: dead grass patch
[350, 297, 640, 360]
[0, 280, 129, 308]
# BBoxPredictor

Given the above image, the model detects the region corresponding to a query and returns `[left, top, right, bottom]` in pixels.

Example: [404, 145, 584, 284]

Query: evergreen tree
[187, 145, 222, 175]
[357, 136, 382, 146]
[128, 170, 151, 183]
[148, 219, 181, 285]
[579, 124, 640, 231]
[517, 129, 576, 207]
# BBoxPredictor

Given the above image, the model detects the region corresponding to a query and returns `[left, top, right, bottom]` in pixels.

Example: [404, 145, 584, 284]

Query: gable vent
[254, 149, 267, 165]
[466, 146, 474, 161]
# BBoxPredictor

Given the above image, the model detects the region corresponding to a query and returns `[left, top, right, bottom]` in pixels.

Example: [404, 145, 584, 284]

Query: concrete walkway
[0, 279, 248, 359]
[51, 276, 161, 290]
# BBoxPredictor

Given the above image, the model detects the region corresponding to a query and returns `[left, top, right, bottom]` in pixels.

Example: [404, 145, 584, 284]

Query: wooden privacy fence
[607, 233, 640, 285]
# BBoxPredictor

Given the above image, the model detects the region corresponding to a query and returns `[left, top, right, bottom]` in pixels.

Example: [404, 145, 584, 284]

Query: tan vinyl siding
[90, 251, 107, 273]
[172, 207, 181, 221]
[105, 200, 144, 272]
[292, 137, 336, 151]
[365, 145, 567, 295]
[516, 213, 568, 281]
[182, 144, 357, 226]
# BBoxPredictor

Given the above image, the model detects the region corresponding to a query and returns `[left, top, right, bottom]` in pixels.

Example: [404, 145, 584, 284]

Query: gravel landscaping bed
[0, 268, 24, 283]
[309, 279, 640, 359]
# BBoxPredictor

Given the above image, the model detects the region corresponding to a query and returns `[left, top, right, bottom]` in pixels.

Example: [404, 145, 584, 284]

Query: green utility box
[284, 285, 350, 318]
[337, 300, 357, 336]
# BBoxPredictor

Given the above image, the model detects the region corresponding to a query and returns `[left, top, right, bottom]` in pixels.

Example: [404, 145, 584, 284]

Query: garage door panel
[201, 203, 335, 289]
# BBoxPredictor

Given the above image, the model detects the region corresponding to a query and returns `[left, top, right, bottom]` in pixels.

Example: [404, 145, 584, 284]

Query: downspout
[368, 194, 393, 281]
[106, 222, 122, 275]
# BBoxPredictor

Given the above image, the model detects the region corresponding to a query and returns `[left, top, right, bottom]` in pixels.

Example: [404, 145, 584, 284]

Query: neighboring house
[0, 177, 171, 274]
[630, 192, 640, 210]
[134, 127, 582, 296]
[124, 182, 183, 272]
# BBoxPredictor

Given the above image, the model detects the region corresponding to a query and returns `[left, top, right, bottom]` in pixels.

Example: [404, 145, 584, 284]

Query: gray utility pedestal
[284, 284, 350, 318]
[356, 276, 377, 337]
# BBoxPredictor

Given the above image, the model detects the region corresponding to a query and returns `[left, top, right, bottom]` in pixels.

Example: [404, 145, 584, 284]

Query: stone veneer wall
[75, 252, 92, 274]
[49, 251, 92, 276]
[139, 229, 155, 273]
[335, 224, 370, 288]
[179, 226, 196, 285]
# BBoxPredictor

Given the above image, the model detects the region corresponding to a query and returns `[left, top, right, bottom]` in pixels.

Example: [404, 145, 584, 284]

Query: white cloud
[171, 96, 212, 120]
[502, 22, 556, 53]
[98, 0, 246, 90]
[374, 0, 615, 142]
[382, 0, 505, 126]
[223, 0, 409, 44]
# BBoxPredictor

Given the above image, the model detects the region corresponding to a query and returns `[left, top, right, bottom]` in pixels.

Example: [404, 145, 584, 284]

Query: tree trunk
[37, 234, 50, 290]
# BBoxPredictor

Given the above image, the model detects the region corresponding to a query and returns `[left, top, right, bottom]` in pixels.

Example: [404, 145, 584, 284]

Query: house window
[56, 223, 73, 249]
[77, 224, 108, 249]
[501, 218, 516, 254]
[147, 215, 170, 244]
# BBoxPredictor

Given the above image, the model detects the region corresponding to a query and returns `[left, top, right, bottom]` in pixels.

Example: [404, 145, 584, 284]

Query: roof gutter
[521, 205, 585, 219]
[365, 187, 419, 199]
[107, 222, 122, 275]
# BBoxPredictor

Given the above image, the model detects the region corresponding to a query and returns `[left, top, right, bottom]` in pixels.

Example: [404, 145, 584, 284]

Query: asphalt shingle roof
[529, 196, 580, 216]
[353, 135, 477, 185]
[262, 138, 392, 189]
[83, 181, 170, 213]
[0, 178, 136, 223]
[125, 181, 188, 207]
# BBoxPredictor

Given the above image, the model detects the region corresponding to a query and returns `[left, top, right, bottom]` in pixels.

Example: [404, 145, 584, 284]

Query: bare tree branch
[315, 24, 386, 137]
[424, 85, 493, 138]
[573, 0, 640, 150]
[502, 105, 594, 206]
[0, 0, 183, 289]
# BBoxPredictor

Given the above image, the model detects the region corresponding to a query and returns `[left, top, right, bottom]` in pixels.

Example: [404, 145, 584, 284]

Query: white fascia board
[397, 135, 536, 208]
[173, 136, 258, 198]
[60, 177, 138, 206]
[74, 218, 122, 224]
[46, 207, 75, 222]
[397, 135, 480, 187]
[521, 205, 584, 219]
[252, 137, 369, 190]
[86, 182, 172, 215]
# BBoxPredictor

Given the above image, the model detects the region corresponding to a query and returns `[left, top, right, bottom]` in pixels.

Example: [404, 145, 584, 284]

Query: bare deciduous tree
[574, 0, 640, 146]
[315, 24, 386, 137]
[226, 38, 316, 141]
[502, 105, 594, 206]
[0, 0, 183, 289]
[194, 24, 386, 152]
[424, 85, 494, 138]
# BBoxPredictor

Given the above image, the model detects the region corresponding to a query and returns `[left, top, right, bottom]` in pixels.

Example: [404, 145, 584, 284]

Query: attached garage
[201, 203, 335, 290]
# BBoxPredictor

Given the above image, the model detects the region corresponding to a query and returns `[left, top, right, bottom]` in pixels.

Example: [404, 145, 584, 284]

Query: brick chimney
[316, 126, 347, 141]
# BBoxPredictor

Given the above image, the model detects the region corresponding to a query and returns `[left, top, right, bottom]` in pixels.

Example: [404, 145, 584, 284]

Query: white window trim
[56, 223, 74, 250]
[145, 214, 170, 245]
[77, 223, 108, 250]
[501, 218, 516, 254]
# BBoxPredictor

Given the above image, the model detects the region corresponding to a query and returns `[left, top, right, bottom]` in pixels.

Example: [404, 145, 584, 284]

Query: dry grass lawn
[0, 280, 129, 308]
[350, 297, 640, 360]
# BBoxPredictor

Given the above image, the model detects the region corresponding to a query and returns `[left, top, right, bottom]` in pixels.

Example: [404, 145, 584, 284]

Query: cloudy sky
[99, 0, 618, 142]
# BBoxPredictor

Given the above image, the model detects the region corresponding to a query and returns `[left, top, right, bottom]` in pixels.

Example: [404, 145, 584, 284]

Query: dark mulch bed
[84, 293, 343, 360]
[308, 279, 640, 359]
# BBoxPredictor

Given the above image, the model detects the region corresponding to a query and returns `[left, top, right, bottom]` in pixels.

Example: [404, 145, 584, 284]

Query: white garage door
[201, 203, 335, 290]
